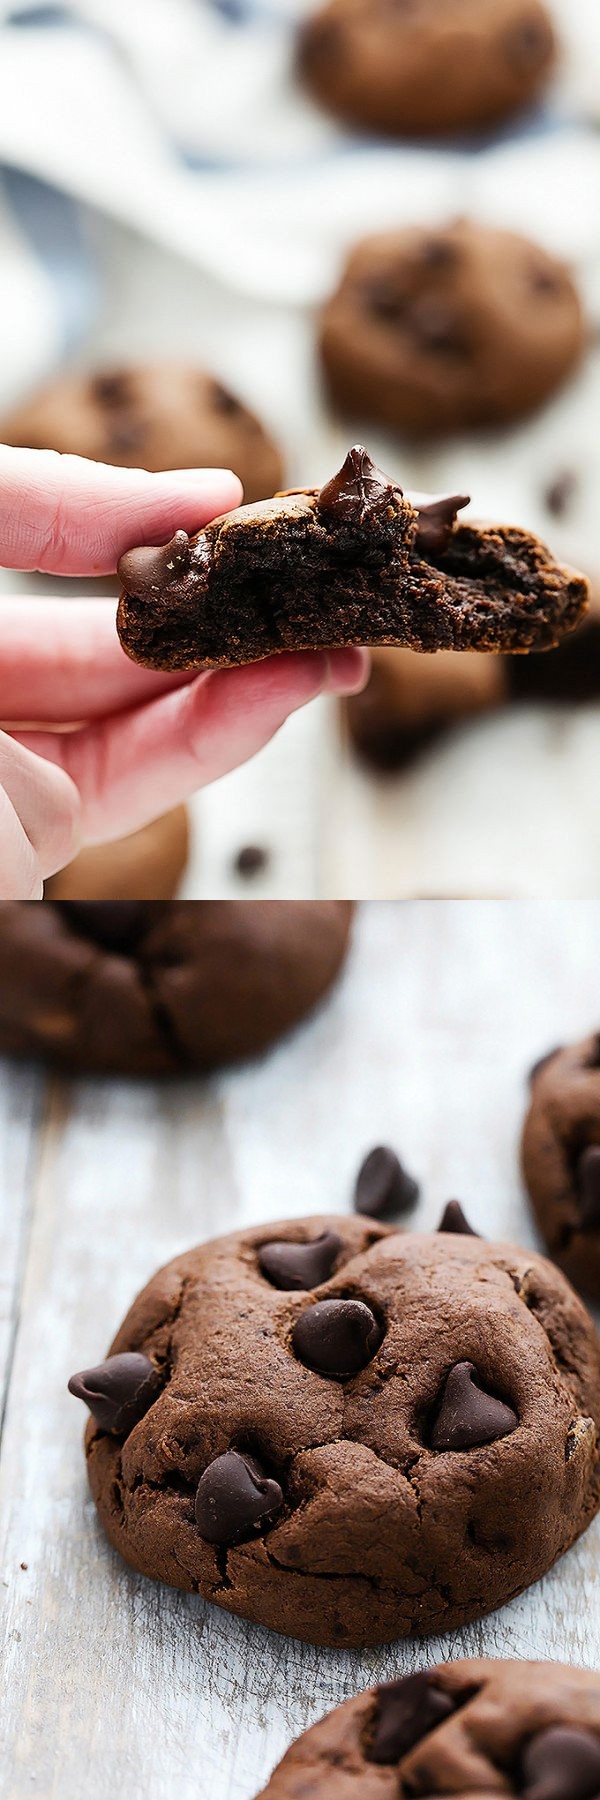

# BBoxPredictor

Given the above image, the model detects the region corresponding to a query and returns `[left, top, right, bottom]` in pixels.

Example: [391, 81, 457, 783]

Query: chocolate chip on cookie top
[522, 1032, 600, 1299]
[117, 444, 588, 672]
[299, 0, 556, 138]
[70, 1215, 600, 1647]
[255, 1660, 600, 1798]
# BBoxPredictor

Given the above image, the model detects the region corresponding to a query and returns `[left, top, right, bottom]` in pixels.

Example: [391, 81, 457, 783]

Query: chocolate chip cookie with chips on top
[69, 1213, 600, 1647]
[320, 221, 584, 438]
[256, 1659, 600, 1799]
[522, 1034, 600, 1301]
[299, 0, 556, 138]
[117, 447, 588, 671]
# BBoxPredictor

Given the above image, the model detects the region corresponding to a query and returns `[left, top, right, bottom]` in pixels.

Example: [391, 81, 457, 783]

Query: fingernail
[323, 648, 371, 694]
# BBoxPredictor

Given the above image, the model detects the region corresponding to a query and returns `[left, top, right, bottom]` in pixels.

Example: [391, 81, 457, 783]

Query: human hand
[0, 447, 368, 898]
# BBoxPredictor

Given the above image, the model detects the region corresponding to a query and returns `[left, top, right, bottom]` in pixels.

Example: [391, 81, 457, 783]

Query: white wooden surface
[1, 901, 600, 1799]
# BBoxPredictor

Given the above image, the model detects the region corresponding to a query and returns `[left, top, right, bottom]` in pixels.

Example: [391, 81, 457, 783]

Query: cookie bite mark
[117, 447, 588, 671]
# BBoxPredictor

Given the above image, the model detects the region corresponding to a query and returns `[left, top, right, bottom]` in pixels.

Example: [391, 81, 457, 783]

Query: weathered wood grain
[1, 903, 600, 1800]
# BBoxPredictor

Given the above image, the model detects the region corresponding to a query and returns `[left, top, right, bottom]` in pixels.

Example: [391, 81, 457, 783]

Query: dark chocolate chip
[118, 530, 191, 599]
[437, 1200, 480, 1237]
[520, 1725, 600, 1800]
[68, 1352, 161, 1435]
[64, 902, 149, 954]
[407, 298, 468, 355]
[409, 492, 470, 557]
[317, 446, 397, 524]
[234, 844, 269, 878]
[577, 1146, 600, 1232]
[92, 371, 131, 407]
[354, 1145, 419, 1219]
[364, 278, 408, 324]
[194, 1450, 283, 1544]
[418, 235, 460, 270]
[211, 381, 243, 416]
[505, 14, 553, 71]
[292, 1297, 383, 1377]
[258, 1231, 343, 1291]
[430, 1361, 517, 1450]
[528, 1045, 563, 1084]
[544, 472, 578, 518]
[368, 1669, 458, 1765]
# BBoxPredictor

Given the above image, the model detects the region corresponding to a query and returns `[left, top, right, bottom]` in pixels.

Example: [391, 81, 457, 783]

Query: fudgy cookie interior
[117, 447, 588, 671]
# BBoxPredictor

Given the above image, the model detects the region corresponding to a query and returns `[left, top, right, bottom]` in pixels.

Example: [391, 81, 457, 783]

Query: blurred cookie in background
[45, 807, 189, 902]
[299, 0, 556, 138]
[345, 593, 600, 771]
[320, 220, 585, 437]
[0, 362, 284, 504]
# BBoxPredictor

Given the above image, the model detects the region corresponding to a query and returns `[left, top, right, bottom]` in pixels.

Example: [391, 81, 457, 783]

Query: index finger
[0, 445, 242, 577]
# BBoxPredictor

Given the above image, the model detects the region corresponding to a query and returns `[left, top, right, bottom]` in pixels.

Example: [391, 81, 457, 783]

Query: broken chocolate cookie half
[116, 446, 588, 672]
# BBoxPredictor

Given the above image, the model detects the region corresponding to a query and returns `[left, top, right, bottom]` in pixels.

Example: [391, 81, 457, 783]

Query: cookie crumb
[544, 471, 578, 518]
[234, 845, 269, 879]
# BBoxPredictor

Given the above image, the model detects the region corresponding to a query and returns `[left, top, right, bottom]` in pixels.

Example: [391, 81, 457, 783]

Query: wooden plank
[1, 902, 600, 1800]
[0, 1058, 44, 1414]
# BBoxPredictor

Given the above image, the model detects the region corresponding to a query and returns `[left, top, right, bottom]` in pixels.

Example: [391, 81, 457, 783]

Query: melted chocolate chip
[354, 1145, 419, 1219]
[292, 1297, 383, 1377]
[520, 1725, 600, 1800]
[258, 1231, 343, 1291]
[437, 1200, 480, 1236]
[317, 446, 397, 523]
[65, 902, 149, 954]
[430, 1361, 517, 1450]
[68, 1352, 161, 1435]
[118, 530, 191, 599]
[408, 492, 470, 556]
[194, 1450, 283, 1544]
[368, 1670, 458, 1765]
[577, 1146, 600, 1232]
[528, 1045, 563, 1084]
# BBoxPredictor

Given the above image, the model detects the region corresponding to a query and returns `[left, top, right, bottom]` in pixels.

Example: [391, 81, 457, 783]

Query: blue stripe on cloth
[2, 168, 98, 351]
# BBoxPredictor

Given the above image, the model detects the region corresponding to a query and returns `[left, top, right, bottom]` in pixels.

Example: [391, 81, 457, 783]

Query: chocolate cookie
[0, 901, 352, 1075]
[0, 362, 283, 504]
[45, 808, 189, 901]
[320, 222, 584, 438]
[345, 599, 600, 770]
[522, 1034, 600, 1301]
[69, 1215, 600, 1646]
[299, 0, 556, 139]
[116, 448, 587, 671]
[257, 1658, 600, 1798]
